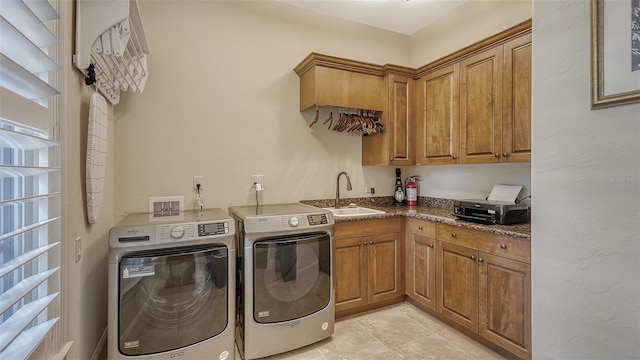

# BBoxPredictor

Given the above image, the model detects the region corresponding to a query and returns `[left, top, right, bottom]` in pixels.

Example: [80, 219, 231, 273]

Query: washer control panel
[158, 221, 230, 242]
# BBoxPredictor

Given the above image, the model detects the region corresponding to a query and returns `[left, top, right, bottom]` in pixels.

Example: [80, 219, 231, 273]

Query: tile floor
[101, 302, 506, 360]
[253, 302, 506, 360]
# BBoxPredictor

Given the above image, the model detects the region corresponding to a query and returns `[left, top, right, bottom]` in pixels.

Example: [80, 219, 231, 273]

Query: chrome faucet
[335, 171, 352, 209]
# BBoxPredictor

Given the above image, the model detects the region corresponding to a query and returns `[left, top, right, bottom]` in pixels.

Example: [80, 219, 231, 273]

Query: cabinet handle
[470, 255, 476, 260]
[503, 152, 509, 158]
[500, 243, 507, 249]
[451, 233, 457, 238]
[428, 244, 434, 248]
[418, 225, 423, 230]
[478, 257, 484, 263]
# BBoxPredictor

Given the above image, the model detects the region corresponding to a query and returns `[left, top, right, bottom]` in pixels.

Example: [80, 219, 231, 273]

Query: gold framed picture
[591, 0, 640, 108]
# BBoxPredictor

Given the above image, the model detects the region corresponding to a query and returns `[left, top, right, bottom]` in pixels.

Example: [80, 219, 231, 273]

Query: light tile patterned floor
[256, 302, 506, 360]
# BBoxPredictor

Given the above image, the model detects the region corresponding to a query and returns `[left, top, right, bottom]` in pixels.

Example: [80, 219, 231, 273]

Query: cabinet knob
[451, 233, 457, 238]
[503, 152, 509, 157]
[500, 243, 507, 249]
[478, 257, 484, 263]
[428, 244, 434, 248]
[452, 155, 457, 160]
[470, 255, 476, 260]
[494, 153, 500, 158]
[418, 225, 423, 230]
[390, 157, 395, 161]
[369, 241, 373, 245]
[363, 241, 367, 245]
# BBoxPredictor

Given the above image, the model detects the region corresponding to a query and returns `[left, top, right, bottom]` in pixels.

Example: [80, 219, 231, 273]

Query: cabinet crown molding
[293, 19, 532, 80]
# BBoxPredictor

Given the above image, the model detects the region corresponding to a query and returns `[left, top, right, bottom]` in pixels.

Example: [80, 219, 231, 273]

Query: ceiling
[280, 0, 467, 35]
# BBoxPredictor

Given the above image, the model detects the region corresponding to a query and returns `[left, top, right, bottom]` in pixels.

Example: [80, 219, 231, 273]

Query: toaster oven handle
[454, 214, 497, 224]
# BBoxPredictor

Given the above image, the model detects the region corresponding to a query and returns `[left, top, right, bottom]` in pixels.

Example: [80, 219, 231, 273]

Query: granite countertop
[301, 197, 531, 240]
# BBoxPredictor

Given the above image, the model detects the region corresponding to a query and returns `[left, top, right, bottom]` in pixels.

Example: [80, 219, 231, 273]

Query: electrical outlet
[251, 175, 264, 189]
[193, 176, 203, 190]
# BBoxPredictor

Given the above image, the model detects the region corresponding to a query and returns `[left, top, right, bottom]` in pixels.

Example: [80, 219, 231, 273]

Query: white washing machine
[108, 209, 235, 360]
[228, 203, 334, 359]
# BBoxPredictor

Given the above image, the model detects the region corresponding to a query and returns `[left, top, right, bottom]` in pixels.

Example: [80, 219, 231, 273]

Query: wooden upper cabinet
[503, 34, 532, 162]
[459, 46, 504, 164]
[415, 64, 460, 165]
[363, 74, 414, 165]
[294, 53, 385, 112]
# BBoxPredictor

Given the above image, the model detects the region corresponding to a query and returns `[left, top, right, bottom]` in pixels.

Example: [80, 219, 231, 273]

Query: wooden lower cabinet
[436, 223, 531, 360]
[334, 218, 403, 315]
[479, 253, 531, 359]
[437, 241, 479, 330]
[405, 218, 437, 311]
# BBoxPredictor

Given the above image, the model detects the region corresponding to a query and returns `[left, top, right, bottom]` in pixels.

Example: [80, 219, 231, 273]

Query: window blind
[0, 0, 64, 359]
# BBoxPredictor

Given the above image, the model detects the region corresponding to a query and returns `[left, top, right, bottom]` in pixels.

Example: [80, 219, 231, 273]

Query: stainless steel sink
[324, 206, 385, 218]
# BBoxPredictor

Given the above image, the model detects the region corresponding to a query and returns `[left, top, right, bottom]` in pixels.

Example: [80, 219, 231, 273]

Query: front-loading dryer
[107, 209, 235, 360]
[229, 203, 334, 359]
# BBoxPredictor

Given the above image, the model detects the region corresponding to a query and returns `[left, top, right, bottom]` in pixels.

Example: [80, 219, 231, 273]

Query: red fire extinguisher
[405, 176, 419, 206]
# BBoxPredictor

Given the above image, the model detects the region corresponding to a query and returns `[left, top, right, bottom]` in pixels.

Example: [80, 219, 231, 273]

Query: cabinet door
[503, 34, 532, 163]
[479, 253, 531, 360]
[362, 75, 414, 166]
[407, 234, 436, 311]
[334, 237, 368, 312]
[416, 64, 459, 165]
[459, 46, 504, 164]
[367, 233, 403, 303]
[437, 242, 478, 331]
[387, 75, 414, 165]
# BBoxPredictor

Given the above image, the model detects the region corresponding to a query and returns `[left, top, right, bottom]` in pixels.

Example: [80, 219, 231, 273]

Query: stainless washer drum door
[253, 232, 331, 323]
[118, 245, 228, 356]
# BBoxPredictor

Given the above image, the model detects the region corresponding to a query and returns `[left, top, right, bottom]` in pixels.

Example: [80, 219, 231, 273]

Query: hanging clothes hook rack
[74, 0, 150, 105]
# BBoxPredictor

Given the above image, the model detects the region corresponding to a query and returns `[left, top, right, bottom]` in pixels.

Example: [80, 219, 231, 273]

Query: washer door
[253, 232, 331, 323]
[118, 245, 228, 356]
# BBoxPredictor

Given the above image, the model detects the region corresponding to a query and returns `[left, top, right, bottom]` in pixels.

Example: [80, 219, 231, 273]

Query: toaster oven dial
[288, 216, 299, 227]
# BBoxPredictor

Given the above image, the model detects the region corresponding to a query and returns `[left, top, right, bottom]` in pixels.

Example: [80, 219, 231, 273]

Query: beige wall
[115, 0, 533, 216]
[114, 0, 411, 216]
[531, 1, 640, 358]
[64, 0, 116, 356]
[409, 0, 532, 67]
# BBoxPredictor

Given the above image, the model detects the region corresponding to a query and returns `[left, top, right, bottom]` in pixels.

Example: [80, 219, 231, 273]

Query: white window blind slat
[0, 242, 59, 278]
[0, 127, 59, 151]
[0, 53, 59, 100]
[0, 192, 61, 207]
[0, 0, 59, 47]
[0, 268, 59, 315]
[0, 88, 47, 131]
[0, 18, 60, 73]
[1, 318, 59, 360]
[23, 0, 59, 22]
[0, 293, 59, 352]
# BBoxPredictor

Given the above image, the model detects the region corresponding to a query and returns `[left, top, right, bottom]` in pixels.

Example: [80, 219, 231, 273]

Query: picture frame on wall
[591, 0, 640, 108]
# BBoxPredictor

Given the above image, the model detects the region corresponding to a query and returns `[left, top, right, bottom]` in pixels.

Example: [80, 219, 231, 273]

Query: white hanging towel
[86, 92, 109, 224]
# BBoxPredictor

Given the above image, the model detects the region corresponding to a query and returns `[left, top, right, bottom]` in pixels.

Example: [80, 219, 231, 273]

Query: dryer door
[253, 232, 331, 323]
[117, 244, 228, 356]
